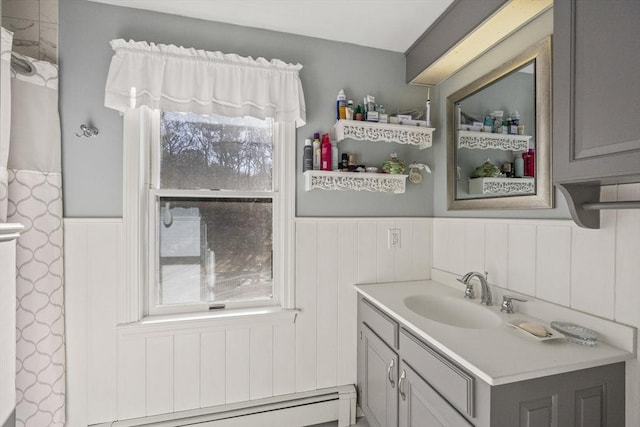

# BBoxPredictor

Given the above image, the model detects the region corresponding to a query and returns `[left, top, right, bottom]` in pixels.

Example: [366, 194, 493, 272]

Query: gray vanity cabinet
[357, 296, 474, 427]
[490, 362, 625, 427]
[359, 324, 398, 427]
[553, 0, 640, 184]
[357, 295, 626, 427]
[358, 299, 399, 427]
[398, 362, 472, 427]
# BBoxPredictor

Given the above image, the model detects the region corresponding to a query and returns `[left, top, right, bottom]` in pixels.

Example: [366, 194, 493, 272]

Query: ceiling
[88, 0, 455, 53]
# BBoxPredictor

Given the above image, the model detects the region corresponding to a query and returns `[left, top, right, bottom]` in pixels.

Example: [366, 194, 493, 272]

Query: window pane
[160, 112, 273, 191]
[156, 197, 273, 307]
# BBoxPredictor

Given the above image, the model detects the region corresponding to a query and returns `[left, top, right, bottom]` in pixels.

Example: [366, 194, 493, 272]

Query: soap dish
[507, 320, 563, 342]
[550, 321, 598, 346]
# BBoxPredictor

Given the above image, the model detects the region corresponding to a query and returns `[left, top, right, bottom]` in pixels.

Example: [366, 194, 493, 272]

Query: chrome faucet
[457, 271, 492, 306]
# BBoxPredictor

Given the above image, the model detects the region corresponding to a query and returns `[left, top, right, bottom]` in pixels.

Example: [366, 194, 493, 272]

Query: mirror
[447, 37, 552, 210]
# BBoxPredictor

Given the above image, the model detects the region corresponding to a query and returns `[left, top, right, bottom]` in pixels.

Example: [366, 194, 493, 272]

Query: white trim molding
[121, 108, 151, 324]
[104, 386, 356, 427]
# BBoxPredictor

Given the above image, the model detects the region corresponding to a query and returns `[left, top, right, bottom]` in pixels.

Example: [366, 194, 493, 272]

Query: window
[144, 111, 289, 316]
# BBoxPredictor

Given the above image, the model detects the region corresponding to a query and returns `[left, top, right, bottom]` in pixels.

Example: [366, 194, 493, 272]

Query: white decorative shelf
[457, 130, 532, 151]
[304, 171, 407, 194]
[333, 120, 434, 148]
[468, 177, 535, 195]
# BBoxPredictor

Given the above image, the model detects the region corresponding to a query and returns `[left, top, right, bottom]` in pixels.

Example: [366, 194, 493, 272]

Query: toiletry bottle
[337, 90, 347, 121]
[346, 100, 354, 120]
[341, 153, 349, 170]
[527, 148, 535, 177]
[514, 154, 524, 178]
[312, 133, 321, 170]
[355, 105, 363, 121]
[303, 138, 313, 172]
[511, 110, 520, 125]
[321, 133, 332, 171]
[331, 141, 338, 171]
[522, 152, 529, 176]
[378, 105, 388, 123]
[348, 154, 356, 171]
[510, 111, 520, 134]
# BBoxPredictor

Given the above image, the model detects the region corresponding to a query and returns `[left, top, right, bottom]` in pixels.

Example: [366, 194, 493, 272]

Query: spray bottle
[321, 133, 332, 171]
[303, 138, 313, 172]
[312, 133, 321, 170]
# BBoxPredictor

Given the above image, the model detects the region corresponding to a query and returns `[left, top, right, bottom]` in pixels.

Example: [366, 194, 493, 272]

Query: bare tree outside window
[160, 112, 272, 191]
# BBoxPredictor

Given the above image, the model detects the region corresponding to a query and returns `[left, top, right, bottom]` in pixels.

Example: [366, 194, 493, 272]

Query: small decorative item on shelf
[474, 159, 501, 177]
[407, 163, 432, 184]
[382, 153, 405, 174]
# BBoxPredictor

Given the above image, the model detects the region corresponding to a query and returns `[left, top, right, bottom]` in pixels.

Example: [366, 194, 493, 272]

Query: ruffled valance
[104, 39, 306, 127]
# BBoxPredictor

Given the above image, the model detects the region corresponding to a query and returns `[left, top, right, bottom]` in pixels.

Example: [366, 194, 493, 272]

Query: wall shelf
[468, 177, 535, 195]
[333, 120, 434, 148]
[457, 130, 531, 151]
[304, 171, 407, 194]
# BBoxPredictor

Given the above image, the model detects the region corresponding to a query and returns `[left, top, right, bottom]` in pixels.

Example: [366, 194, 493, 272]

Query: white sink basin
[403, 294, 502, 329]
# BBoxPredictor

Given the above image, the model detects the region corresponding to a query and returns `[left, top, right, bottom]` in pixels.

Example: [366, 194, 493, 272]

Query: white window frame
[119, 107, 295, 324]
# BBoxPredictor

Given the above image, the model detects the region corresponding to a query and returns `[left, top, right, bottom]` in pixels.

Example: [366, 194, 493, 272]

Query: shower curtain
[1, 27, 11, 221]
[4, 42, 65, 426]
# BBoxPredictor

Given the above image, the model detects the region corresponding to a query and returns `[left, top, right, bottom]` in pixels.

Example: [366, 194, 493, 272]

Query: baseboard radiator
[92, 385, 357, 427]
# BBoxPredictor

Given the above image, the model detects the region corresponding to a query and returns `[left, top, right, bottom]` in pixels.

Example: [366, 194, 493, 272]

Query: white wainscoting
[64, 217, 432, 426]
[431, 183, 640, 427]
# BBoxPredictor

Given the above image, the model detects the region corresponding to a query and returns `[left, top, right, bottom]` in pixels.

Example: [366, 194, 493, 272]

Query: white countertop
[355, 280, 634, 386]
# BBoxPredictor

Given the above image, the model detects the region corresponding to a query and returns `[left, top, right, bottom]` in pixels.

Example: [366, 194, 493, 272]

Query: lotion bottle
[514, 154, 524, 178]
[331, 141, 339, 171]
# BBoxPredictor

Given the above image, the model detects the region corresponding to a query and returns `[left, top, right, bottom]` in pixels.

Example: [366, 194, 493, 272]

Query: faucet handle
[501, 295, 527, 314]
[456, 278, 476, 299]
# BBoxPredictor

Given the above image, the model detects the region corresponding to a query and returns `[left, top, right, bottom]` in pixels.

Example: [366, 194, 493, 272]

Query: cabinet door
[553, 0, 640, 184]
[360, 325, 398, 427]
[398, 362, 472, 427]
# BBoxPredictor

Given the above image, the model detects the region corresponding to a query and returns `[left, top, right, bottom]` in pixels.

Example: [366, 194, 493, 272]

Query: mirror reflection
[447, 36, 552, 211]
[455, 63, 536, 200]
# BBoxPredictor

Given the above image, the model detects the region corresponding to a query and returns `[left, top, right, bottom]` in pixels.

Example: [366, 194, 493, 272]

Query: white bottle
[337, 90, 347, 121]
[331, 142, 339, 171]
[312, 133, 321, 170]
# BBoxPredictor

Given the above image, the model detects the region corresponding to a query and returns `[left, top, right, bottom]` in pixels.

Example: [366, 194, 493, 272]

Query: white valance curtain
[104, 39, 306, 127]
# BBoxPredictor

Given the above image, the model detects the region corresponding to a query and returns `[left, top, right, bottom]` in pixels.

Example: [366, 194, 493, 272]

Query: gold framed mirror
[447, 36, 552, 210]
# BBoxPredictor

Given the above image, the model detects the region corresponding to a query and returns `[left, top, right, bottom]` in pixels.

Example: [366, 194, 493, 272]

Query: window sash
[145, 111, 284, 317]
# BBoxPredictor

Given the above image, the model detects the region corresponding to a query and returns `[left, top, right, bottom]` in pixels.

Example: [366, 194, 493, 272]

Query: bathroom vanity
[355, 281, 630, 427]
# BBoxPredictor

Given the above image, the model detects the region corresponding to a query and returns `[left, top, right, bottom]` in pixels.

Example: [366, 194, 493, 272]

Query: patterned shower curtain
[6, 51, 65, 426]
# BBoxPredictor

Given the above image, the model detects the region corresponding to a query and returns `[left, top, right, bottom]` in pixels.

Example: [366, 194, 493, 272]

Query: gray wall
[59, 0, 432, 217]
[433, 8, 570, 218]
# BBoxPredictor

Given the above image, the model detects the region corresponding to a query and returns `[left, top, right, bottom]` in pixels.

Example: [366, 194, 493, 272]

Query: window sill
[117, 306, 299, 337]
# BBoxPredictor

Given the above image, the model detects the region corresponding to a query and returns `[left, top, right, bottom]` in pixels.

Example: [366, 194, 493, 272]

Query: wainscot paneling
[431, 183, 640, 427]
[64, 217, 432, 426]
[65, 219, 123, 426]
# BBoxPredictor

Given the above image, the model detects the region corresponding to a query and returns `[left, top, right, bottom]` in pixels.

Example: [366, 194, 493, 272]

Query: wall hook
[75, 124, 99, 138]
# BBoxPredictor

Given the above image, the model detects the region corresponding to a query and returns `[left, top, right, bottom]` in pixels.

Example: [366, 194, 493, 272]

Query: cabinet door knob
[387, 359, 396, 388]
[398, 369, 407, 401]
